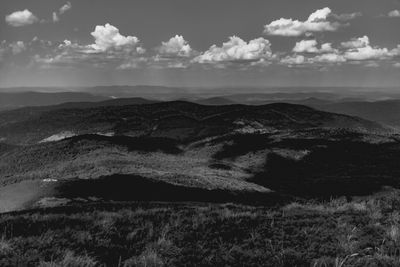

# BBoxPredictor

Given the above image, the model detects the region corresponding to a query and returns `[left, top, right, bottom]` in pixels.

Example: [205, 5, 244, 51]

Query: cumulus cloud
[344, 46, 390, 61]
[158, 35, 193, 58]
[281, 52, 346, 67]
[193, 36, 273, 65]
[264, 7, 349, 37]
[59, 2, 72, 15]
[293, 40, 319, 53]
[292, 40, 335, 53]
[33, 24, 145, 69]
[5, 9, 39, 27]
[341, 36, 370, 49]
[117, 57, 148, 70]
[343, 36, 391, 61]
[148, 35, 196, 69]
[388, 10, 400, 18]
[0, 40, 28, 63]
[311, 53, 346, 63]
[52, 12, 59, 23]
[89, 23, 140, 51]
[281, 55, 307, 65]
[10, 41, 26, 55]
[281, 35, 399, 68]
[50, 2, 72, 23]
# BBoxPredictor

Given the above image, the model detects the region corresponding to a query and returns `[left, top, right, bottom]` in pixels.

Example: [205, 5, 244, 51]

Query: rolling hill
[311, 100, 400, 127]
[0, 101, 386, 145]
[0, 102, 395, 213]
[2, 99, 400, 267]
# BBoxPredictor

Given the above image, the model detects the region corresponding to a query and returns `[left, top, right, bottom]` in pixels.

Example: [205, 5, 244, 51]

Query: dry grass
[39, 250, 97, 267]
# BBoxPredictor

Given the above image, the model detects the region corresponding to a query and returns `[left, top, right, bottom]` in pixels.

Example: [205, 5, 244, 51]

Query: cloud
[344, 46, 390, 61]
[394, 62, 400, 68]
[388, 10, 400, 18]
[89, 23, 140, 52]
[193, 36, 273, 65]
[341, 36, 370, 49]
[293, 40, 319, 53]
[59, 2, 72, 15]
[264, 7, 349, 37]
[0, 41, 27, 63]
[52, 12, 59, 23]
[292, 40, 335, 53]
[5, 9, 39, 27]
[343, 36, 391, 61]
[10, 41, 26, 55]
[148, 35, 196, 69]
[281, 52, 346, 67]
[281, 55, 307, 65]
[33, 24, 145, 69]
[281, 35, 399, 67]
[117, 57, 148, 70]
[311, 53, 346, 63]
[157, 35, 194, 58]
[332, 12, 362, 21]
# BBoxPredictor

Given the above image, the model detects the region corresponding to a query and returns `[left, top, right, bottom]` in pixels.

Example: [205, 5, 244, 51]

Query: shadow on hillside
[250, 140, 400, 198]
[53, 174, 288, 205]
[66, 134, 183, 154]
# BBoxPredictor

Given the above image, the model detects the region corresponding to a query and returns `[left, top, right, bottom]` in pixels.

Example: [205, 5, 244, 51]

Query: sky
[1, 0, 400, 88]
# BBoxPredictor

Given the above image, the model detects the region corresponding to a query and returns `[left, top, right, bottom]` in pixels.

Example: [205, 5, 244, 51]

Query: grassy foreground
[2, 189, 400, 266]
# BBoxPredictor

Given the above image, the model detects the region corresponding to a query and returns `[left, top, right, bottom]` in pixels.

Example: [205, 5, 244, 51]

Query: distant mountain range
[0, 91, 109, 110]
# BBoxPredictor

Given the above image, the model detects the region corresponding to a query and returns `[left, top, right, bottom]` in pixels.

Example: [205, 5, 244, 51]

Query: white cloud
[5, 9, 38, 27]
[10, 41, 26, 55]
[332, 12, 362, 21]
[341, 36, 370, 49]
[158, 35, 193, 58]
[394, 62, 400, 68]
[320, 43, 335, 53]
[150, 35, 195, 68]
[193, 36, 273, 64]
[52, 12, 59, 23]
[344, 46, 390, 61]
[33, 24, 145, 69]
[136, 47, 146, 54]
[117, 57, 148, 70]
[292, 40, 335, 53]
[388, 10, 400, 18]
[51, 2, 71, 23]
[281, 52, 346, 66]
[0, 42, 6, 61]
[311, 53, 346, 63]
[390, 45, 400, 57]
[281, 54, 306, 65]
[293, 40, 319, 53]
[59, 2, 72, 15]
[264, 7, 344, 37]
[343, 36, 391, 61]
[282, 35, 398, 67]
[90, 23, 140, 52]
